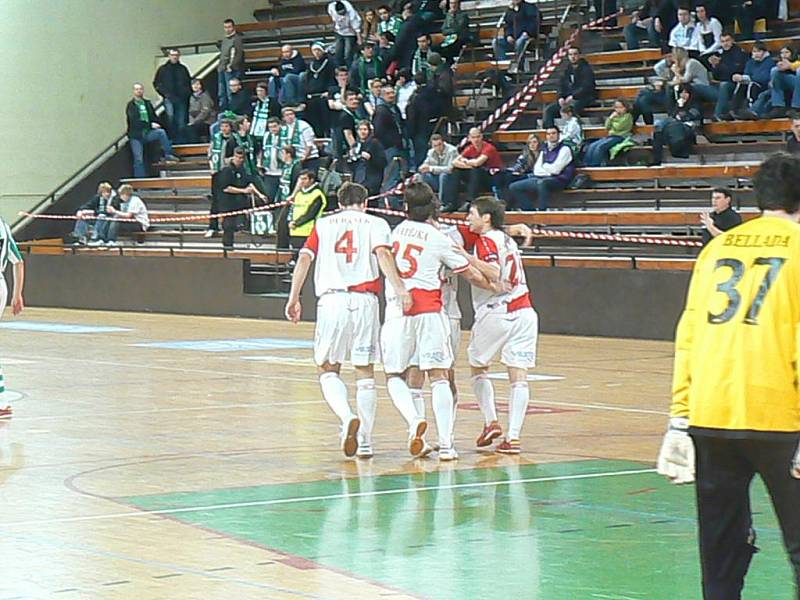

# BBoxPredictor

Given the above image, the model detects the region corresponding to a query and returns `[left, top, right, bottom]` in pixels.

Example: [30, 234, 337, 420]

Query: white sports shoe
[356, 444, 374, 458]
[439, 446, 459, 461]
[203, 229, 215, 238]
[408, 418, 427, 457]
[88, 239, 104, 247]
[340, 417, 360, 458]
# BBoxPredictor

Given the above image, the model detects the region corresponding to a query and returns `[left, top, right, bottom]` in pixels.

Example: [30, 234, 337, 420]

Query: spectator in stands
[651, 83, 703, 164]
[218, 19, 245, 111]
[583, 99, 634, 167]
[281, 106, 320, 173]
[733, 0, 773, 38]
[543, 48, 597, 128]
[396, 68, 417, 118]
[304, 41, 335, 137]
[329, 0, 362, 68]
[762, 45, 800, 119]
[373, 84, 408, 190]
[250, 82, 272, 139]
[700, 187, 741, 245]
[276, 145, 303, 248]
[695, 3, 723, 61]
[543, 47, 597, 128]
[789, 117, 800, 153]
[498, 134, 540, 201]
[715, 40, 774, 120]
[217, 147, 269, 250]
[412, 34, 434, 79]
[559, 105, 584, 155]
[288, 169, 327, 251]
[104, 184, 150, 246]
[407, 72, 446, 169]
[442, 128, 504, 212]
[210, 78, 251, 137]
[347, 120, 388, 196]
[493, 0, 539, 65]
[365, 78, 384, 117]
[205, 119, 236, 238]
[186, 79, 216, 143]
[418, 133, 458, 199]
[666, 47, 719, 107]
[328, 68, 357, 156]
[508, 126, 575, 211]
[233, 115, 260, 177]
[350, 43, 385, 95]
[624, 0, 675, 50]
[153, 49, 192, 142]
[669, 7, 701, 54]
[436, 0, 471, 63]
[72, 182, 116, 245]
[259, 117, 284, 202]
[337, 91, 362, 159]
[707, 31, 747, 85]
[268, 45, 307, 108]
[633, 52, 674, 124]
[377, 31, 396, 67]
[378, 4, 403, 39]
[430, 53, 455, 103]
[126, 83, 179, 178]
[363, 8, 379, 43]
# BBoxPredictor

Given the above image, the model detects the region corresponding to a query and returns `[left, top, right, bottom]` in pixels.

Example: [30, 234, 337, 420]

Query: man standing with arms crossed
[657, 152, 800, 599]
[285, 183, 410, 458]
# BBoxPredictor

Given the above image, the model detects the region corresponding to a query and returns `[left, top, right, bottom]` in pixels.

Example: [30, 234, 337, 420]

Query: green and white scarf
[251, 98, 271, 138]
[209, 132, 230, 172]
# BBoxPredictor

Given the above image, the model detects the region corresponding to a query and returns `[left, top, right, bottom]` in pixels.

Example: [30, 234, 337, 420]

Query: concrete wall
[22, 254, 689, 340]
[0, 0, 264, 223]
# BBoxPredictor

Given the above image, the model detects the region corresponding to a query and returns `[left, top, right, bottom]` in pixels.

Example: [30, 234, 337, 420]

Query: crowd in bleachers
[117, 0, 800, 234]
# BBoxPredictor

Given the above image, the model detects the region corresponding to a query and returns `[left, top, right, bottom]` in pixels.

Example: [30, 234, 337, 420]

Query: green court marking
[124, 460, 795, 600]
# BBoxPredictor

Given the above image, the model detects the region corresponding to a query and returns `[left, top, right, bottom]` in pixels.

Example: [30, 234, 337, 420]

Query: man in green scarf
[348, 42, 384, 95]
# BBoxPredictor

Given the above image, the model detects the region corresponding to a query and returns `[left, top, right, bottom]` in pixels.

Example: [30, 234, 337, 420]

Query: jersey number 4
[391, 242, 423, 278]
[708, 257, 786, 325]
[334, 230, 357, 263]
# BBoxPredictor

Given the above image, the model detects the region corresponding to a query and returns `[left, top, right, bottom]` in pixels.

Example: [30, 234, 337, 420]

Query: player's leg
[0, 281, 10, 419]
[497, 308, 539, 454]
[468, 313, 509, 448]
[351, 294, 381, 458]
[448, 316, 461, 447]
[405, 366, 437, 458]
[417, 313, 457, 460]
[381, 317, 427, 456]
[747, 438, 800, 592]
[693, 436, 758, 600]
[314, 294, 359, 457]
[429, 369, 457, 460]
[470, 366, 501, 447]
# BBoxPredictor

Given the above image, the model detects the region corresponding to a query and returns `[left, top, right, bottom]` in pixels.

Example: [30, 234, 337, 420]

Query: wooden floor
[0, 308, 790, 599]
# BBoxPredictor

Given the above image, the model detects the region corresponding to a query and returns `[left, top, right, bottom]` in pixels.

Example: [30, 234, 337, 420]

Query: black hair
[711, 187, 733, 200]
[339, 182, 369, 206]
[472, 196, 505, 230]
[224, 18, 235, 25]
[753, 40, 768, 52]
[404, 182, 437, 222]
[753, 153, 800, 213]
[299, 168, 317, 182]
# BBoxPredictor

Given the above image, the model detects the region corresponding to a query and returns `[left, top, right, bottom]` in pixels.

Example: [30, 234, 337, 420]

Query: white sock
[471, 374, 497, 425]
[508, 382, 530, 440]
[432, 380, 455, 448]
[319, 372, 354, 426]
[387, 376, 419, 430]
[410, 388, 425, 419]
[356, 378, 377, 445]
[450, 380, 458, 447]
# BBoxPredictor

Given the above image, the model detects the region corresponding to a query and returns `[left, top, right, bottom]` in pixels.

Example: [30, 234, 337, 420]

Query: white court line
[1, 468, 656, 528]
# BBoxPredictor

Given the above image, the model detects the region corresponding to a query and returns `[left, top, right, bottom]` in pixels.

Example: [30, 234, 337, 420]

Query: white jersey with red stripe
[439, 224, 465, 320]
[301, 209, 391, 297]
[469, 227, 532, 315]
[385, 219, 471, 319]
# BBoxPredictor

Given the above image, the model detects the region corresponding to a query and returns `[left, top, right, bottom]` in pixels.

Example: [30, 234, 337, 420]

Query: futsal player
[0, 217, 25, 419]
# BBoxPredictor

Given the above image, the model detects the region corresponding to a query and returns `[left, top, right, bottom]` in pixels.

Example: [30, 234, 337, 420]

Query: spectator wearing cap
[186, 79, 216, 143]
[349, 42, 385, 95]
[125, 83, 179, 178]
[303, 41, 335, 137]
[268, 45, 307, 108]
[218, 19, 245, 111]
[153, 48, 192, 142]
[441, 128, 504, 212]
[328, 0, 361, 68]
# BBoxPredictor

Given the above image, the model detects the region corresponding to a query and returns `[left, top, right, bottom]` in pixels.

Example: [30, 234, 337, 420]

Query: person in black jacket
[303, 41, 335, 136]
[707, 32, 747, 85]
[542, 48, 597, 128]
[126, 83, 179, 178]
[651, 83, 703, 164]
[373, 85, 408, 190]
[406, 73, 446, 169]
[268, 45, 307, 107]
[153, 49, 192, 142]
[624, 0, 676, 50]
[493, 0, 539, 63]
[217, 147, 268, 250]
[347, 120, 388, 196]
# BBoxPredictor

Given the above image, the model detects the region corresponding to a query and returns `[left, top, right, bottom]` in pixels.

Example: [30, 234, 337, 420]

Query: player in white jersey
[285, 183, 411, 458]
[0, 218, 25, 419]
[381, 183, 494, 460]
[459, 197, 538, 455]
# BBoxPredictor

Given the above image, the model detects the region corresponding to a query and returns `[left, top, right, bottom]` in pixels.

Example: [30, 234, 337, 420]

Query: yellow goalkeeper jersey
[670, 215, 800, 438]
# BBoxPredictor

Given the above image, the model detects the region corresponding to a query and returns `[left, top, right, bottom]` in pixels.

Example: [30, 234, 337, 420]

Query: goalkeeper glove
[656, 417, 695, 484]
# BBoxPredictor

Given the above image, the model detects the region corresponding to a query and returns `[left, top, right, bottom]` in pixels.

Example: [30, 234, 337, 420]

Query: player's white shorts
[381, 311, 453, 374]
[449, 317, 461, 359]
[468, 306, 538, 369]
[314, 292, 380, 367]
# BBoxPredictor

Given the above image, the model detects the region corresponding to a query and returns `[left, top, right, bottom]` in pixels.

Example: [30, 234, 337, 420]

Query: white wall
[0, 0, 266, 223]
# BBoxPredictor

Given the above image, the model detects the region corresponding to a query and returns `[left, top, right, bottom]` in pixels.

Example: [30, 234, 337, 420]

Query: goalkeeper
[657, 152, 800, 600]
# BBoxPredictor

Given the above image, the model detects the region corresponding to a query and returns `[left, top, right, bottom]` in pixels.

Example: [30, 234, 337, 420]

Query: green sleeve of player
[5, 223, 22, 263]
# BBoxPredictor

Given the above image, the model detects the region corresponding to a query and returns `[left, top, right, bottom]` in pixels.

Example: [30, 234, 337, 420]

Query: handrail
[13, 54, 220, 234]
[159, 41, 220, 55]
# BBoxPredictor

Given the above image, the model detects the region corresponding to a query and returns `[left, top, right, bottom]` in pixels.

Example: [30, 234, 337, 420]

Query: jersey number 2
[708, 257, 786, 325]
[334, 230, 357, 263]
